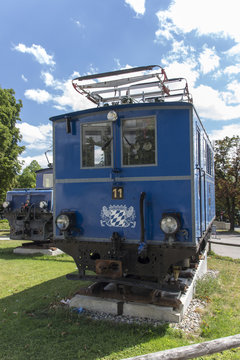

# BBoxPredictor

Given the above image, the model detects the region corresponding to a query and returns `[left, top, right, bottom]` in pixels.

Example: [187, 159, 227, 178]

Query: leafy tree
[0, 88, 25, 203]
[16, 160, 42, 188]
[214, 136, 240, 231]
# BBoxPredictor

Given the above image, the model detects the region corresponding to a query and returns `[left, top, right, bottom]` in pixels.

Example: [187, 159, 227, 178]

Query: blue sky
[1, 0, 240, 168]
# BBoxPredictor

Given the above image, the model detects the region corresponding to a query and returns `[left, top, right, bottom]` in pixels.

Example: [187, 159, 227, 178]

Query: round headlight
[56, 214, 70, 231]
[39, 201, 48, 209]
[107, 110, 118, 122]
[160, 216, 179, 234]
[3, 201, 10, 209]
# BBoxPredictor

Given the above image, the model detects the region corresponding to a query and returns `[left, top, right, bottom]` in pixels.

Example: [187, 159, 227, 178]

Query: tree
[16, 160, 42, 188]
[214, 136, 240, 231]
[0, 88, 25, 203]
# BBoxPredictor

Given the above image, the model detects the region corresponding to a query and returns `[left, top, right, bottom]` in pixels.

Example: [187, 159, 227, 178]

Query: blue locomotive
[3, 166, 53, 243]
[51, 65, 215, 291]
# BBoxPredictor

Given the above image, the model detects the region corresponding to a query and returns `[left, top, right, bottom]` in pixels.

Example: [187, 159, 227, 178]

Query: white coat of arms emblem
[100, 205, 136, 228]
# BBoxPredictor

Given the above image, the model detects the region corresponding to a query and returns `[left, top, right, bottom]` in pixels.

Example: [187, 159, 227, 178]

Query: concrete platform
[179, 248, 207, 317]
[13, 247, 64, 256]
[69, 249, 208, 323]
[70, 295, 121, 315]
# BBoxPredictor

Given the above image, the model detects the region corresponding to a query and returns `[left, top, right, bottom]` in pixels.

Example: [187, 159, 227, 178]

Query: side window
[82, 122, 112, 168]
[206, 144, 213, 175]
[203, 139, 207, 171]
[122, 117, 156, 166]
[43, 173, 53, 188]
[196, 128, 201, 167]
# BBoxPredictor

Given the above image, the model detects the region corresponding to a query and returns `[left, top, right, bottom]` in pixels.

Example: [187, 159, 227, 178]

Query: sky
[1, 0, 240, 169]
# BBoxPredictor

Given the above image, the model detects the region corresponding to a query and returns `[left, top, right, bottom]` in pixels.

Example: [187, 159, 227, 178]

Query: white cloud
[54, 75, 94, 111]
[125, 0, 145, 15]
[71, 18, 85, 29]
[13, 43, 55, 66]
[226, 81, 240, 104]
[17, 122, 52, 150]
[160, 59, 240, 121]
[155, 11, 175, 42]
[114, 58, 122, 69]
[155, 0, 240, 42]
[16, 122, 52, 169]
[41, 71, 62, 88]
[158, 37, 240, 122]
[224, 43, 240, 58]
[41, 72, 55, 87]
[160, 39, 195, 62]
[19, 154, 51, 169]
[199, 47, 220, 74]
[162, 60, 199, 89]
[224, 64, 240, 75]
[24, 89, 52, 104]
[27, 71, 95, 111]
[193, 85, 240, 121]
[171, 40, 192, 57]
[209, 124, 240, 140]
[21, 74, 28, 82]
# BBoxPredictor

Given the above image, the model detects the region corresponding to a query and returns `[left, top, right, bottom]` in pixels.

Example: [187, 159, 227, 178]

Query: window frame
[80, 120, 113, 169]
[206, 143, 213, 176]
[121, 115, 157, 167]
[43, 173, 53, 188]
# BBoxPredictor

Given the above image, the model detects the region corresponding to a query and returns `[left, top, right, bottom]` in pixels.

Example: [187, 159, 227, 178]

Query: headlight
[3, 201, 10, 209]
[39, 201, 48, 209]
[160, 215, 180, 235]
[56, 214, 70, 231]
[107, 110, 118, 122]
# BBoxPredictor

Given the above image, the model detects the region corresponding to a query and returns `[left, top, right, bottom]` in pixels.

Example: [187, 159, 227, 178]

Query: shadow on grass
[0, 275, 169, 360]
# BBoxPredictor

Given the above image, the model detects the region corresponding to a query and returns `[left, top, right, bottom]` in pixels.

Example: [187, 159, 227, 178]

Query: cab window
[122, 117, 156, 166]
[82, 122, 112, 168]
[43, 173, 53, 188]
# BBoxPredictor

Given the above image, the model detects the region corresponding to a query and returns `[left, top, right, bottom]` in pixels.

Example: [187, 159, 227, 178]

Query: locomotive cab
[52, 65, 215, 290]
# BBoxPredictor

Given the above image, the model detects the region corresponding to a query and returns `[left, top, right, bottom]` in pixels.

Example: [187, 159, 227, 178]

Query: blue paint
[52, 102, 215, 246]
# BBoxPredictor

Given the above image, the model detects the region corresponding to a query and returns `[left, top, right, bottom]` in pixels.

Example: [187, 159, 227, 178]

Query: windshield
[122, 117, 156, 166]
[81, 122, 112, 168]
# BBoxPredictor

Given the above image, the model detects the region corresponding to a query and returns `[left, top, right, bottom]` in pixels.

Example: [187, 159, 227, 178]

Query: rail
[121, 334, 240, 360]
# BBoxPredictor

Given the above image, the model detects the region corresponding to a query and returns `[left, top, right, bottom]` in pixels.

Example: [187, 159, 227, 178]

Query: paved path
[210, 232, 240, 259]
[0, 235, 10, 240]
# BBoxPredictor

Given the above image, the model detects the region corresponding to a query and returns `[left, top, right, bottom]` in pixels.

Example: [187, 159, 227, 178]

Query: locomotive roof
[49, 101, 193, 122]
[35, 167, 53, 174]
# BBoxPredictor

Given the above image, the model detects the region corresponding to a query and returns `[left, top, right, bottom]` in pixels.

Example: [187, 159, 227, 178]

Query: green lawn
[0, 219, 9, 230]
[0, 240, 240, 360]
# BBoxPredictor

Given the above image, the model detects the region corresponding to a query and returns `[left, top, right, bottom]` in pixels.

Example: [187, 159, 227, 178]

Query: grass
[0, 219, 10, 230]
[1, 241, 240, 359]
[197, 255, 240, 339]
[195, 273, 221, 302]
